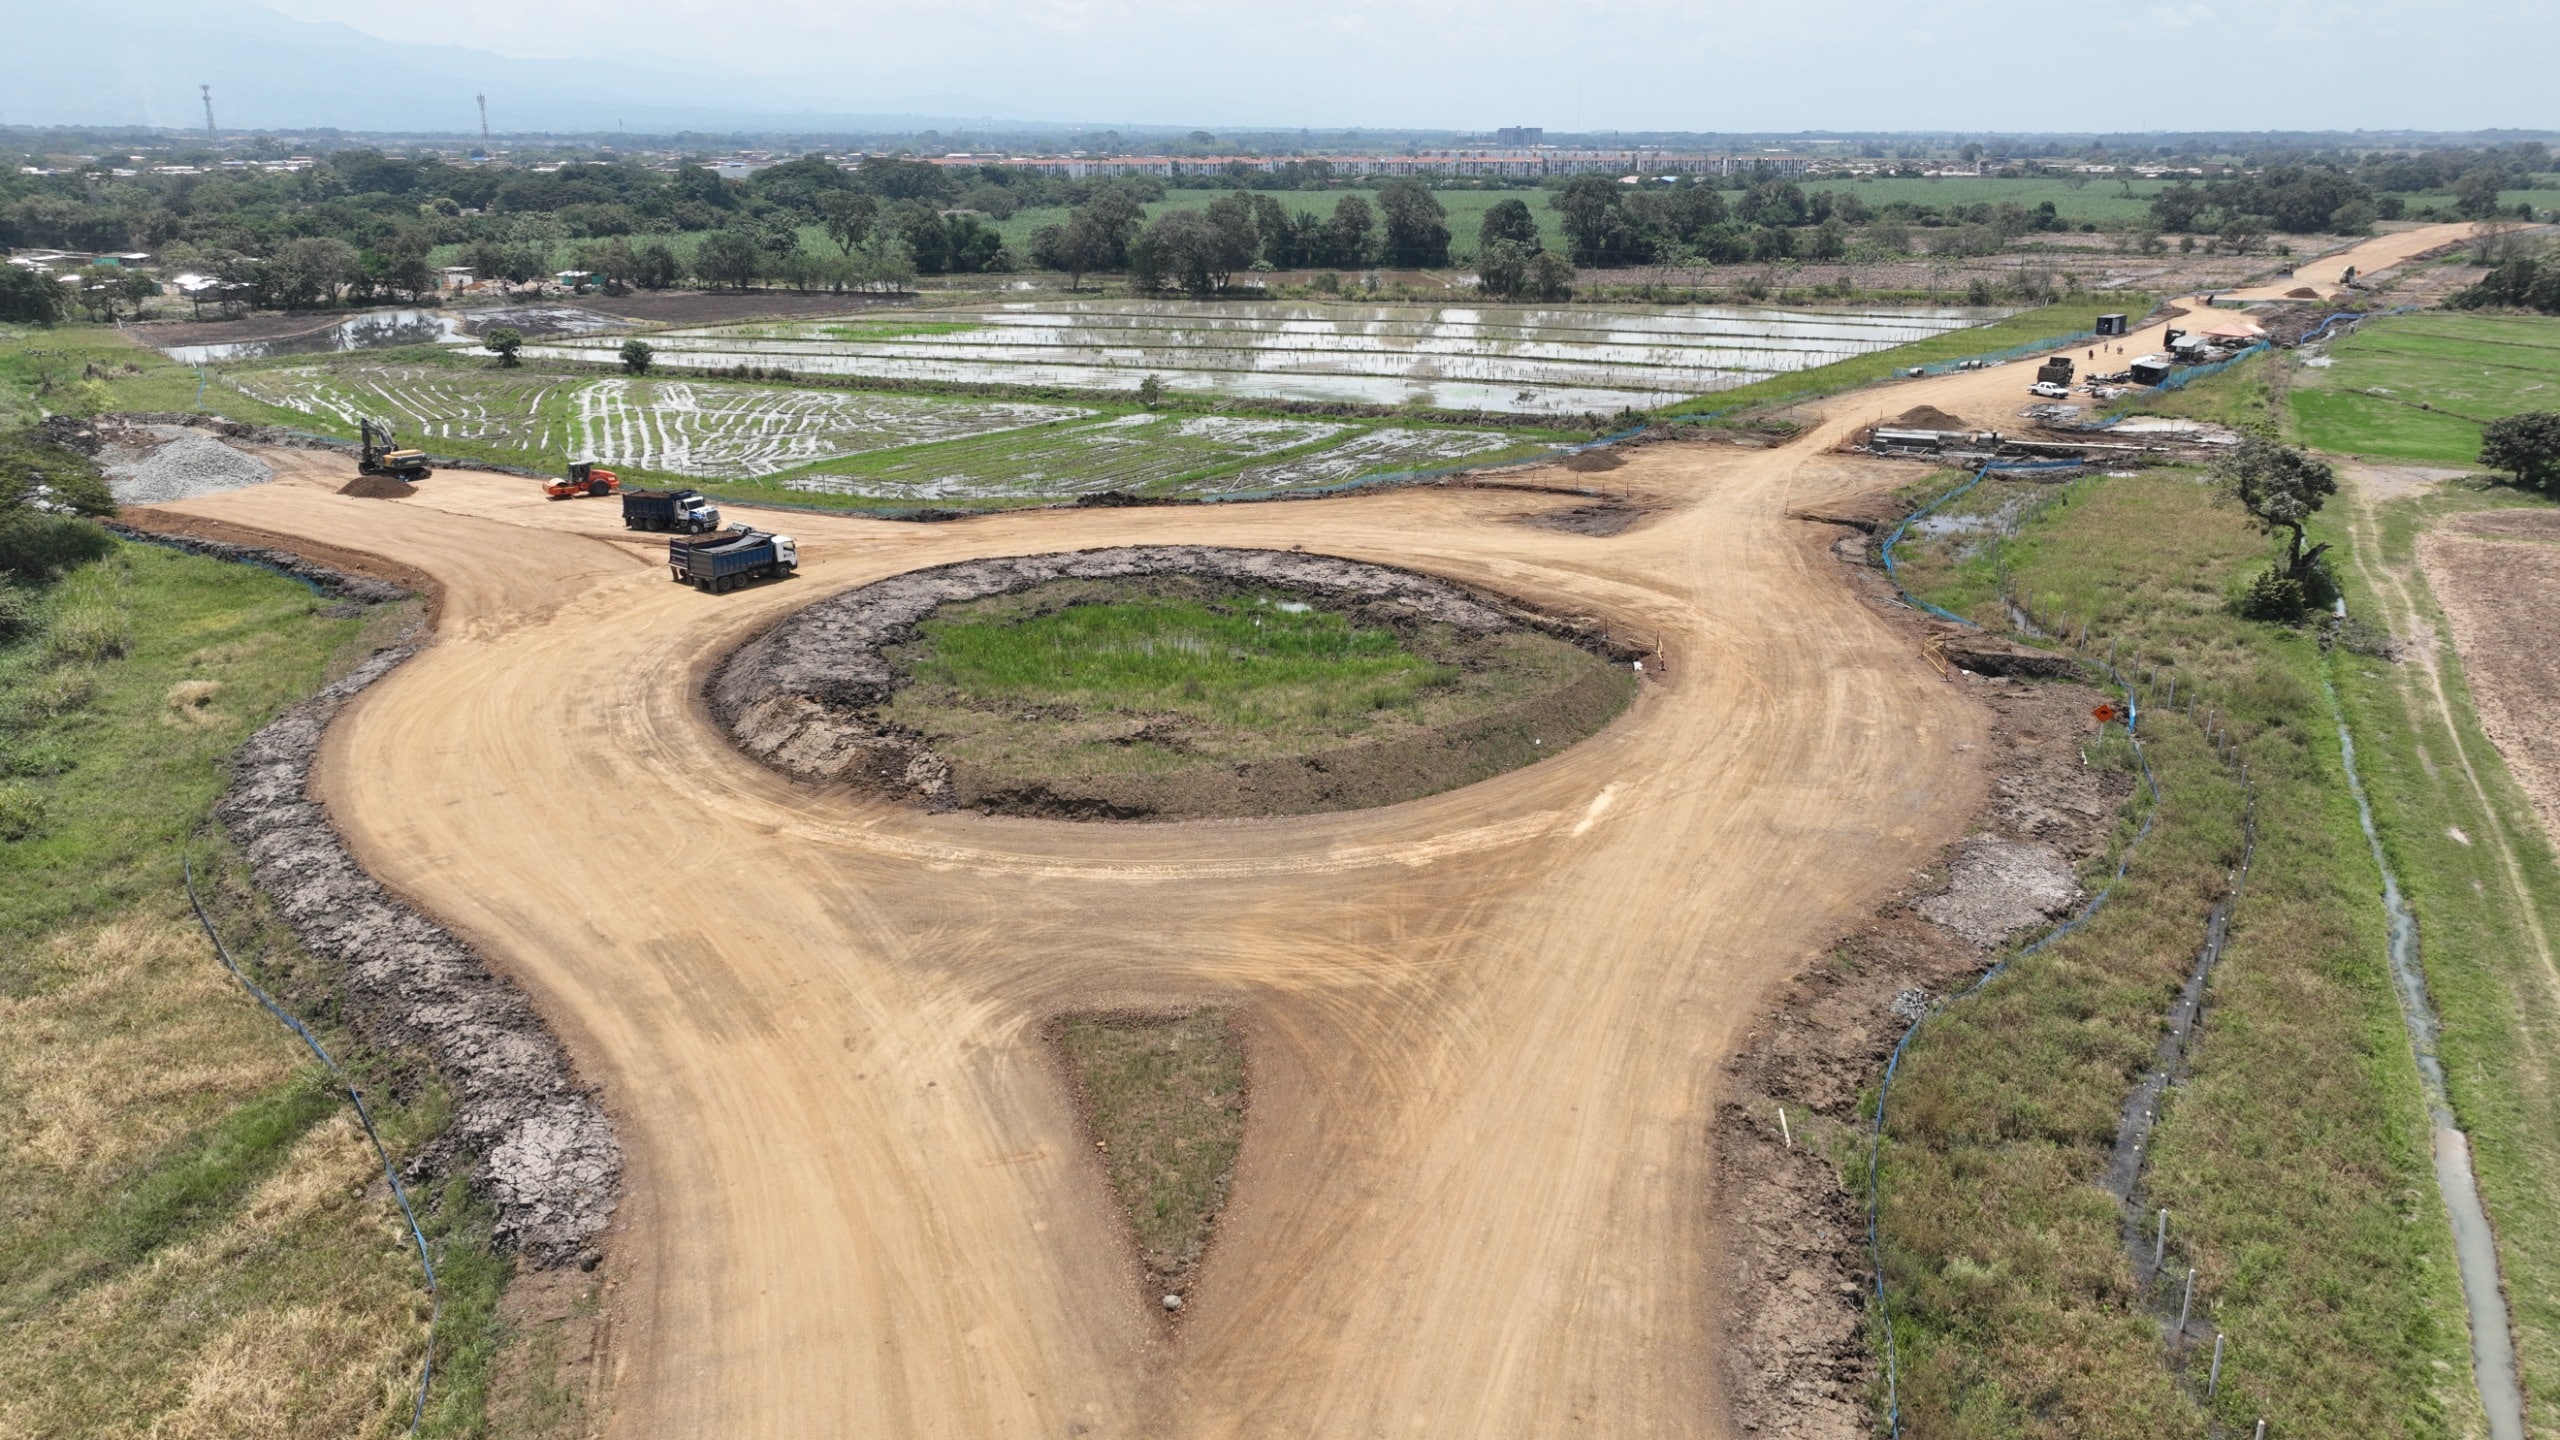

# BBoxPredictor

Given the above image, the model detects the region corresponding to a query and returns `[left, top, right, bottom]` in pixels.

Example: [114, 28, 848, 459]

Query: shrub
[0, 783, 46, 842]
[46, 600, 131, 664]
[2238, 563, 2309, 623]
[0, 586, 34, 644]
[2479, 410, 2560, 493]
[21, 666, 94, 719]
[0, 513, 113, 582]
[619, 339, 655, 375]
[0, 431, 117, 515]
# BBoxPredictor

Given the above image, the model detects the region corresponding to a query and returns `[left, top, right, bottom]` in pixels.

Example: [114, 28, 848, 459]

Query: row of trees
[2149, 157, 2544, 238]
[1019, 182, 1453, 293]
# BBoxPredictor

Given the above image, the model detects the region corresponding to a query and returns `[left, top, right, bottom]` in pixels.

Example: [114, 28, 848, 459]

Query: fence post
[2155, 1208, 2169, 1270]
[2209, 1332, 2226, 1399]
[2176, 1266, 2196, 1350]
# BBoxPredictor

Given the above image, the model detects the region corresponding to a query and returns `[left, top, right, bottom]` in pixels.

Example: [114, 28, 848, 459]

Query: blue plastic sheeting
[2152, 342, 2271, 393]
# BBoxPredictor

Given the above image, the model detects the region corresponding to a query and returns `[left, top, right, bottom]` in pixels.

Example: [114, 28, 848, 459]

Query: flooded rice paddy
[523, 298, 2002, 416]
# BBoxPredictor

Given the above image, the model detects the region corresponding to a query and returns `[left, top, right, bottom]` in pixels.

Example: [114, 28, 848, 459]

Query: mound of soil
[1562, 449, 1626, 472]
[340, 473, 417, 499]
[1519, 500, 1654, 537]
[1892, 405, 1969, 431]
[2286, 286, 2321, 299]
[712, 546, 1644, 821]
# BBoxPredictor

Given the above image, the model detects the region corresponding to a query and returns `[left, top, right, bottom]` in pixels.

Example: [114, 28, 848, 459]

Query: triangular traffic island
[1046, 1009, 1246, 1315]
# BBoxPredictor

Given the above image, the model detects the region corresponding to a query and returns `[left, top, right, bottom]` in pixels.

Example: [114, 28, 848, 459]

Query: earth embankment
[710, 545, 1640, 819]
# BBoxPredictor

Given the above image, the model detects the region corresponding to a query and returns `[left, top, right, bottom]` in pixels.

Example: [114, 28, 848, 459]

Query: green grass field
[1827, 174, 2170, 226]
[0, 538, 507, 1438]
[881, 575, 1626, 796]
[2291, 312, 2560, 466]
[2329, 482, 2560, 1437]
[891, 581, 1451, 748]
[1048, 1010, 1245, 1291]
[424, 174, 2186, 283]
[1879, 470, 2480, 1438]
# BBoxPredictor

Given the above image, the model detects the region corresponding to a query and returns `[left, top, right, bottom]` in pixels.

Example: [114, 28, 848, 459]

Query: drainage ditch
[2328, 673, 2526, 1440]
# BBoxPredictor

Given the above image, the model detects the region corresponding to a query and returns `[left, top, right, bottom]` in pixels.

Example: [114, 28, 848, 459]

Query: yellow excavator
[358, 419, 434, 482]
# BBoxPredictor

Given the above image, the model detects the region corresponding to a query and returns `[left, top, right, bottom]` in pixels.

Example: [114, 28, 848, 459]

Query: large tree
[1476, 238, 1532, 298]
[1551, 178, 1650, 267]
[1478, 198, 1539, 251]
[2218, 436, 2338, 582]
[1031, 212, 1116, 290]
[2480, 411, 2560, 493]
[821, 192, 880, 258]
[1318, 195, 1375, 270]
[1375, 180, 1451, 267]
[693, 228, 764, 290]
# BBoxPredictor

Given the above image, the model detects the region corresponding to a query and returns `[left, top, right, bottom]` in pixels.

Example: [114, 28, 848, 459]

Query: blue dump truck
[669, 527, 797, 592]
[622, 487, 721, 533]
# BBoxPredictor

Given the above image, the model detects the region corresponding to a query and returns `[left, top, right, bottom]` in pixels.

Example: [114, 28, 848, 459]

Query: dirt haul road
[135, 237, 2455, 1438]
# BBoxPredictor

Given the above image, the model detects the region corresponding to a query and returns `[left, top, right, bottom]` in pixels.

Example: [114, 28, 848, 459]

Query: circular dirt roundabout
[710, 545, 1643, 820]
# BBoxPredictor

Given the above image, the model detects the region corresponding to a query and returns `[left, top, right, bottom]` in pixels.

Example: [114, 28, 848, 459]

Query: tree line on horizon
[0, 142, 2550, 320]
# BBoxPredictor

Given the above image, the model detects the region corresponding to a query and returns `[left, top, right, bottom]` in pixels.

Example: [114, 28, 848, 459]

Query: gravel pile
[1916, 834, 2084, 948]
[98, 425, 275, 504]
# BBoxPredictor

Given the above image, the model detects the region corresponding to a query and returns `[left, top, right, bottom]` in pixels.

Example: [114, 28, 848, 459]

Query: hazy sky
[250, 0, 2557, 132]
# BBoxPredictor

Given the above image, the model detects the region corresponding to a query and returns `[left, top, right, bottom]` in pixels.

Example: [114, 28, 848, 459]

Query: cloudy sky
[52, 0, 2560, 133]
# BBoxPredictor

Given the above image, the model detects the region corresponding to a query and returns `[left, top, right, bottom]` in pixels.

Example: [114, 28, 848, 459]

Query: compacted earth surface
[107, 249, 2376, 1440]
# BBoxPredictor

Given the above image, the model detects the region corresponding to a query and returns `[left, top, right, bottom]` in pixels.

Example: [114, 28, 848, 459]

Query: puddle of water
[159, 308, 470, 364]
[2331, 682, 2526, 1440]
[156, 304, 625, 365]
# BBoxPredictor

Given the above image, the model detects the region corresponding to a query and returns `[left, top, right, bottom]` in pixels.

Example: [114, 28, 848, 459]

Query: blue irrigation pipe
[1860, 464, 2164, 1436]
[1877, 458, 2087, 623]
[182, 840, 441, 1434]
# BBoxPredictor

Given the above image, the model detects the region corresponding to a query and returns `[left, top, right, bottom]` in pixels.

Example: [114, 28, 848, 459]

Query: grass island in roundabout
[711, 546, 1642, 820]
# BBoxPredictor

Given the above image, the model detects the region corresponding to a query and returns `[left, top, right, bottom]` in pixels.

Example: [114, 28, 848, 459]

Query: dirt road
[133, 236, 2464, 1438]
[147, 425, 1981, 1438]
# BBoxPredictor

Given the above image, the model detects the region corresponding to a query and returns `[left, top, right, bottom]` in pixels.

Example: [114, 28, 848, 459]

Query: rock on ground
[1916, 834, 2086, 949]
[218, 643, 621, 1265]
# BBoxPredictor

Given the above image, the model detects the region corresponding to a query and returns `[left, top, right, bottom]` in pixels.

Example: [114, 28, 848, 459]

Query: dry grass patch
[0, 1113, 427, 1440]
[163, 679, 224, 728]
[0, 918, 296, 1228]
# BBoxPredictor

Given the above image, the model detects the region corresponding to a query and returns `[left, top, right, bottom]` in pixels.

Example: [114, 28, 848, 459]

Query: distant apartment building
[1493, 127, 1543, 147]
[947, 150, 1810, 181]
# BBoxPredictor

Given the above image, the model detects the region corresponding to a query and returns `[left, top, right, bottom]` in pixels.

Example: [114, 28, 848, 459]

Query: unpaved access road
[148, 432, 1982, 1438]
[130, 240, 2454, 1438]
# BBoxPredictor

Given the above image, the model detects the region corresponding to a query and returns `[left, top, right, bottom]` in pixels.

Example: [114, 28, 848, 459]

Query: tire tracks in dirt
[134, 227, 2470, 1438]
